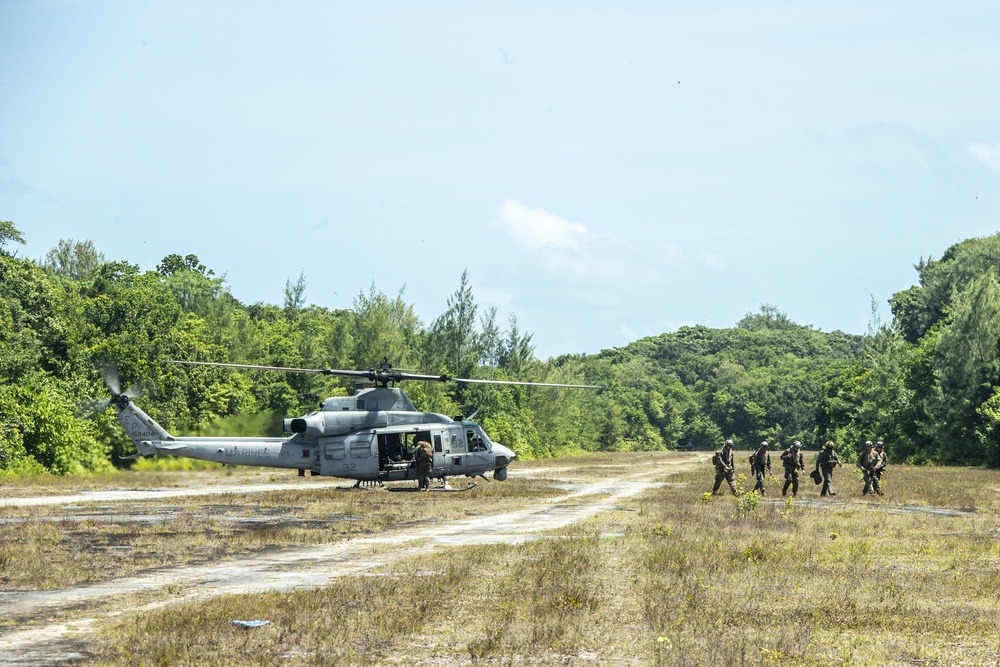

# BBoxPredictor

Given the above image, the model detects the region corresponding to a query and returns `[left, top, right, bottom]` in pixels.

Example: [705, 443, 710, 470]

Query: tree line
[2, 220, 999, 475]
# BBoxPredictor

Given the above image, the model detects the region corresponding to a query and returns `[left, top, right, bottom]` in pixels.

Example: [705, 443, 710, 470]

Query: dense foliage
[2, 221, 1000, 474]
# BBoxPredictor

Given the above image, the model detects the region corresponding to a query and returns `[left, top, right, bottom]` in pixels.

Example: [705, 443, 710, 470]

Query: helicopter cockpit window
[466, 429, 488, 452]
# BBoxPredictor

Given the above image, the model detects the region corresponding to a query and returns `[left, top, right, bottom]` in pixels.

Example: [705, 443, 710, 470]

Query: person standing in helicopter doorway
[815, 441, 842, 497]
[414, 440, 433, 491]
[711, 439, 737, 495]
[751, 441, 771, 494]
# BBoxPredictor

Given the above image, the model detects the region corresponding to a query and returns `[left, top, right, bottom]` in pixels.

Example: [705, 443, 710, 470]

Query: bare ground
[0, 455, 704, 665]
[1, 455, 986, 666]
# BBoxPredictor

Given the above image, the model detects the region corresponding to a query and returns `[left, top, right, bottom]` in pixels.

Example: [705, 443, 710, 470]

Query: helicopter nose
[493, 443, 517, 469]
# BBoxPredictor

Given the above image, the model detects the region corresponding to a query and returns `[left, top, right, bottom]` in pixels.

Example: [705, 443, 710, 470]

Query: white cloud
[699, 249, 726, 270]
[492, 199, 640, 280]
[494, 199, 589, 252]
[970, 142, 1000, 171]
[661, 241, 684, 260]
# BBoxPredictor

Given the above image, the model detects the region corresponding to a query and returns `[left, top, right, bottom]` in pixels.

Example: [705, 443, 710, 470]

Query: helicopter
[108, 358, 601, 490]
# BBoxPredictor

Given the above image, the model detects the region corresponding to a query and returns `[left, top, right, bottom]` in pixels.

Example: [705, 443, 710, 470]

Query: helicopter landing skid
[388, 482, 478, 493]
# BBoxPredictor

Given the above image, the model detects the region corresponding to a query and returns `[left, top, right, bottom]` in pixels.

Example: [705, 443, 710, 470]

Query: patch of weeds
[732, 475, 759, 517]
[777, 495, 795, 519]
[467, 621, 507, 660]
[741, 541, 768, 563]
[651, 524, 674, 539]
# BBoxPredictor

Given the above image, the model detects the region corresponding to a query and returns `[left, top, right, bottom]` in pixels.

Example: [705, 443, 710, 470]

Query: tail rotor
[86, 365, 142, 414]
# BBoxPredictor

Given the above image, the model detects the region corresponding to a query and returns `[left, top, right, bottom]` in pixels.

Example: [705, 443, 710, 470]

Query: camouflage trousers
[752, 466, 768, 494]
[820, 468, 835, 496]
[417, 463, 431, 491]
[712, 470, 736, 495]
[782, 468, 800, 496]
[862, 469, 874, 494]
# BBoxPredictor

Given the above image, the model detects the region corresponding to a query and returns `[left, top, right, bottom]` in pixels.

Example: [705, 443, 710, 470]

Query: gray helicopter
[109, 359, 600, 490]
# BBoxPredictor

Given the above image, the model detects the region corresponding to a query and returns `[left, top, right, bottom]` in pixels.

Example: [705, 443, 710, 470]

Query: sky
[2, 1, 999, 360]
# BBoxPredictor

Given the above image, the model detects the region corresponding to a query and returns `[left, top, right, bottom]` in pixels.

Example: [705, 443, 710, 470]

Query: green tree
[283, 271, 307, 313]
[0, 221, 25, 254]
[43, 238, 106, 279]
[350, 283, 420, 371]
[428, 270, 478, 378]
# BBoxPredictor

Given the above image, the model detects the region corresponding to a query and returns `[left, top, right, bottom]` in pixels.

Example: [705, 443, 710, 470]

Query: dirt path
[0, 455, 707, 665]
[0, 481, 345, 508]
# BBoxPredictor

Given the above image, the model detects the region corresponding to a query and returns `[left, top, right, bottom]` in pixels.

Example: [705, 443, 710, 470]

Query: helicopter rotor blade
[100, 365, 122, 396]
[444, 376, 603, 389]
[166, 360, 602, 389]
[83, 363, 142, 416]
[167, 360, 373, 379]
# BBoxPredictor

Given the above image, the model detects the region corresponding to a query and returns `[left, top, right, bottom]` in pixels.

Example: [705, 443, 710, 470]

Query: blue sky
[3, 1, 999, 359]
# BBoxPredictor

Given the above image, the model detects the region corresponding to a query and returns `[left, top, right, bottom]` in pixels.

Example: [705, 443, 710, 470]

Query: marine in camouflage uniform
[414, 440, 433, 491]
[712, 439, 737, 495]
[750, 441, 771, 495]
[857, 441, 876, 495]
[871, 441, 887, 495]
[780, 440, 805, 497]
[815, 440, 841, 497]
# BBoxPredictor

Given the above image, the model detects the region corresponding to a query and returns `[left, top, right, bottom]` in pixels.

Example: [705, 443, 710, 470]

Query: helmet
[825, 440, 835, 449]
[876, 441, 884, 448]
[725, 439, 733, 446]
[865, 440, 873, 446]
[792, 440, 801, 448]
[760, 441, 768, 447]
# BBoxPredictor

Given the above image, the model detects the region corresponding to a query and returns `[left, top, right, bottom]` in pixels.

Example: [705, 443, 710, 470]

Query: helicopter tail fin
[113, 396, 175, 456]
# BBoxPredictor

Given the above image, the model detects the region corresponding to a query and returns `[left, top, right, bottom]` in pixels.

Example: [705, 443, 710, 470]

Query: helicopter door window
[466, 430, 487, 452]
[324, 442, 346, 460]
[433, 435, 442, 453]
[350, 440, 371, 458]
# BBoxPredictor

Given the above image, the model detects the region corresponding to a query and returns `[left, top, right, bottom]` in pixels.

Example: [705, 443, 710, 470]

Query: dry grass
[11, 453, 1000, 665]
[0, 469, 561, 591]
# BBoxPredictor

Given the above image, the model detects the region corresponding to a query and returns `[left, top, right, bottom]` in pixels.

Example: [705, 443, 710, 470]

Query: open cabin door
[432, 432, 445, 476]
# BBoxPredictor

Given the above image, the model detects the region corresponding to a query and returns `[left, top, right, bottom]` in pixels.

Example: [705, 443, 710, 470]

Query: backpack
[711, 452, 720, 467]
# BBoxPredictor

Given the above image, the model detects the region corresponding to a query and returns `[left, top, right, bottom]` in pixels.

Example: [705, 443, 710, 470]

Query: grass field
[5, 453, 1000, 665]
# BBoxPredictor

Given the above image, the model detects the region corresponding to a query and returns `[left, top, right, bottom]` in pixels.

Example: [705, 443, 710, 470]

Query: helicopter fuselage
[115, 386, 517, 483]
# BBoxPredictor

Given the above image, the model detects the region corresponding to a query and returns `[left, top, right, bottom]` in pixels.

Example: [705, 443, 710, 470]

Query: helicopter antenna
[166, 360, 602, 390]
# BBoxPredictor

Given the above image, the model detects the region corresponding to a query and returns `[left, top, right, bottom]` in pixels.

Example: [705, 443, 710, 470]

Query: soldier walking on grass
[815, 440, 842, 497]
[857, 440, 877, 495]
[871, 441, 887, 495]
[751, 441, 771, 495]
[781, 440, 805, 497]
[712, 439, 737, 495]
